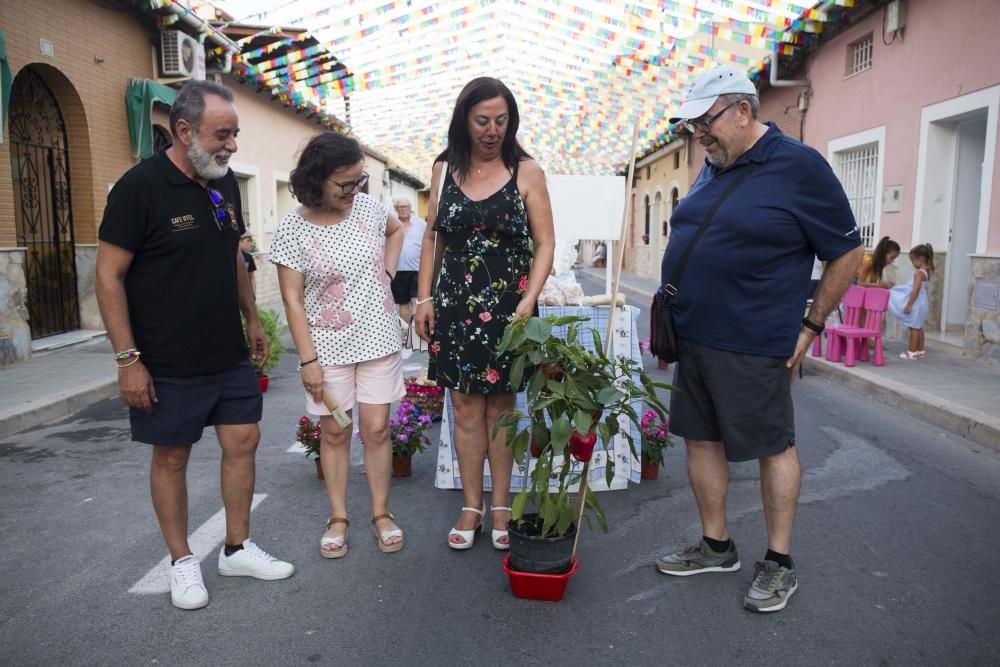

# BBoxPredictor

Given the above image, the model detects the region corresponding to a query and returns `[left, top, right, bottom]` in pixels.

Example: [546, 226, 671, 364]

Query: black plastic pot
[507, 514, 577, 574]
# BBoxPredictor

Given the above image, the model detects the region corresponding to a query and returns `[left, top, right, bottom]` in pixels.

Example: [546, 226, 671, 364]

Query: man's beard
[703, 138, 728, 168]
[188, 136, 231, 180]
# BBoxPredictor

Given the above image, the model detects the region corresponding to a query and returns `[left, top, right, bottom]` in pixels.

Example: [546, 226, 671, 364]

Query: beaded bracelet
[114, 347, 140, 361]
[414, 296, 433, 306]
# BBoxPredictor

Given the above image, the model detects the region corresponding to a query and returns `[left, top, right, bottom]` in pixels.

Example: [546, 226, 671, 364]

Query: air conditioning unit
[885, 0, 906, 36]
[160, 30, 206, 80]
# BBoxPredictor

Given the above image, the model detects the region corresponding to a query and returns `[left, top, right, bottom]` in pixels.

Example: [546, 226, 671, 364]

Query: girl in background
[859, 236, 901, 287]
[888, 244, 934, 360]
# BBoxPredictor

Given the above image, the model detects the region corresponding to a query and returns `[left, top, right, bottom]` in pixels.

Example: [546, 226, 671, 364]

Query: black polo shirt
[99, 149, 248, 377]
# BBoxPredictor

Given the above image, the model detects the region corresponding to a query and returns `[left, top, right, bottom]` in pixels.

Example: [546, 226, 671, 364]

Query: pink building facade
[795, 0, 1000, 361]
[788, 0, 1000, 361]
[685, 0, 1000, 360]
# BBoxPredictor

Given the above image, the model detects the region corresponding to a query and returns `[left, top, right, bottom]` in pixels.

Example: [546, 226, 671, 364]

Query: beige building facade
[0, 0, 384, 363]
[623, 139, 690, 281]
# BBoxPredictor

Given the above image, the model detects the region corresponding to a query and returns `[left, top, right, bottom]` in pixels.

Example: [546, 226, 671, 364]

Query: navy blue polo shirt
[660, 123, 861, 357]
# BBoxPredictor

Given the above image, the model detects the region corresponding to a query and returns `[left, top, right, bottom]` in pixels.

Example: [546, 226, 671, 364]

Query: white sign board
[547, 174, 626, 241]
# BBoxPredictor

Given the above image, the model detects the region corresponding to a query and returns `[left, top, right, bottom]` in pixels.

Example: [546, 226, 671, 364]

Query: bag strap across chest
[661, 162, 758, 305]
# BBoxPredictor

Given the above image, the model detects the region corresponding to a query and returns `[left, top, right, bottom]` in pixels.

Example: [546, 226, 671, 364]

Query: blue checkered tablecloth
[434, 305, 643, 492]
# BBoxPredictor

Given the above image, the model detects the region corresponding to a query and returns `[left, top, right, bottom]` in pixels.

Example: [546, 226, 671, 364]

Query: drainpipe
[770, 44, 811, 141]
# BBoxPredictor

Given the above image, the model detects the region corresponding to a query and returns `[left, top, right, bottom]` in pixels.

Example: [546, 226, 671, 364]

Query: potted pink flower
[639, 410, 672, 480]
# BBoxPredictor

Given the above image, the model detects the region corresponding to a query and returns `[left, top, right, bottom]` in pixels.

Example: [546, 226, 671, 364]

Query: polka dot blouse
[269, 193, 402, 366]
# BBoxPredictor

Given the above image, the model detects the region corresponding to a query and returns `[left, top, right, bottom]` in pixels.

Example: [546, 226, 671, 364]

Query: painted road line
[128, 493, 267, 595]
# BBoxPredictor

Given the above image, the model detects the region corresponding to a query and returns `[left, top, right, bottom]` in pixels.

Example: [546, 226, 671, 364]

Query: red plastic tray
[502, 554, 579, 601]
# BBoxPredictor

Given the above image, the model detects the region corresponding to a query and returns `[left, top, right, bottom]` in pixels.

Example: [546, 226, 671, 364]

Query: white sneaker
[217, 540, 295, 580]
[170, 555, 209, 610]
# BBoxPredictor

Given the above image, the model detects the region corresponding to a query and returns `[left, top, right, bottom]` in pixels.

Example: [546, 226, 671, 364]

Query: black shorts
[668, 338, 795, 462]
[390, 271, 419, 305]
[129, 361, 263, 446]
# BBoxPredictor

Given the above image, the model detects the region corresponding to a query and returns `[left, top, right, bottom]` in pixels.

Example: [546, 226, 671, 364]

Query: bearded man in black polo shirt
[96, 80, 293, 611]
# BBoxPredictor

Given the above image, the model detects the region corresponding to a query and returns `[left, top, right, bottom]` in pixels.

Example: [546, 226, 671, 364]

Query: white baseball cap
[669, 64, 758, 123]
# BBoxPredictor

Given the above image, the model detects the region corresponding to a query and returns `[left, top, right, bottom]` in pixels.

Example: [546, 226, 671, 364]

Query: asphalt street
[1, 277, 998, 665]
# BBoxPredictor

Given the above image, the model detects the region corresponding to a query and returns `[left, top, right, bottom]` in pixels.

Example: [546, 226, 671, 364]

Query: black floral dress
[429, 162, 535, 395]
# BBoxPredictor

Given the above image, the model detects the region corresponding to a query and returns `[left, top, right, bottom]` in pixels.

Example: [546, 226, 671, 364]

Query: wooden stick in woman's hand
[321, 390, 352, 428]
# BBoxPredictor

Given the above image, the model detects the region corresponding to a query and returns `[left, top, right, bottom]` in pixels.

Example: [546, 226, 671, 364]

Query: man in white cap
[653, 64, 864, 613]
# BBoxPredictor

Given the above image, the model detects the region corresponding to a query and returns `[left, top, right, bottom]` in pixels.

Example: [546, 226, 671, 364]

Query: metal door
[9, 68, 80, 338]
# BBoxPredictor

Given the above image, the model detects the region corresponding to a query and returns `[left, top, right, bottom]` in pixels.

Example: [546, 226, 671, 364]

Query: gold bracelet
[115, 356, 141, 368]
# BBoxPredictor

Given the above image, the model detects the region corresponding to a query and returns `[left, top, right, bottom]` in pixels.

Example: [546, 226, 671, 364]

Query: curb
[803, 357, 1000, 452]
[0, 376, 119, 441]
[0, 302, 291, 441]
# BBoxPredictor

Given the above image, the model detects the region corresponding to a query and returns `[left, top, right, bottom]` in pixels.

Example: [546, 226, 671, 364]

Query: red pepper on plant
[569, 431, 598, 462]
[530, 434, 542, 458]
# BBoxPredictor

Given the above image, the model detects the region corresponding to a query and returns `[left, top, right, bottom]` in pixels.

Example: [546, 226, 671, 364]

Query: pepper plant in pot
[493, 314, 670, 581]
[242, 306, 285, 392]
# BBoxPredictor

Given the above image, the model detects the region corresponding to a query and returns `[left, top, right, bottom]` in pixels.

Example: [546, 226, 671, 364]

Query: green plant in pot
[242, 306, 285, 391]
[493, 314, 671, 576]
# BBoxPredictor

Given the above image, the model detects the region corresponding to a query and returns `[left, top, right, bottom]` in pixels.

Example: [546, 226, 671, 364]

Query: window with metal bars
[847, 33, 873, 76]
[833, 143, 879, 248]
[235, 174, 253, 231]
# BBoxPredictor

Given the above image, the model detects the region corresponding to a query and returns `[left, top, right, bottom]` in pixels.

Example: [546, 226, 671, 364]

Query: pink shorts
[306, 352, 405, 416]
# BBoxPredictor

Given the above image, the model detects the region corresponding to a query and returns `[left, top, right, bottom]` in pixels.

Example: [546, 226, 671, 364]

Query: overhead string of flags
[155, 0, 854, 178]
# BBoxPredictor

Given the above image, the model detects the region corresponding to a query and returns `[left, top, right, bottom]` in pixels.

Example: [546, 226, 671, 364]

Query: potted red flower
[296, 416, 323, 479]
[241, 306, 285, 392]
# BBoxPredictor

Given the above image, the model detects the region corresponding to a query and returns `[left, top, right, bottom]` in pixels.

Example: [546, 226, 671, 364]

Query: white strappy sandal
[447, 504, 485, 550]
[491, 506, 512, 551]
[320, 517, 349, 559]
[372, 513, 404, 554]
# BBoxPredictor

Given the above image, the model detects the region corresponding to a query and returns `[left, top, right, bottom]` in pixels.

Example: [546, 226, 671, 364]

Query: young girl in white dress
[888, 244, 934, 360]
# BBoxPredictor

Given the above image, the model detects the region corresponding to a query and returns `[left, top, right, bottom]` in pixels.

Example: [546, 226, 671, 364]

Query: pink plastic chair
[815, 285, 865, 358]
[828, 287, 890, 367]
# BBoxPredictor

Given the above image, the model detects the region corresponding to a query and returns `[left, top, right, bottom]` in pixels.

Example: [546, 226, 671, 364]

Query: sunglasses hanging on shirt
[207, 188, 228, 231]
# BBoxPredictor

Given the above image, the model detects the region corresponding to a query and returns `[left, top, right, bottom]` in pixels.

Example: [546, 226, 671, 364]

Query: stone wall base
[967, 256, 1000, 363]
[0, 248, 30, 364]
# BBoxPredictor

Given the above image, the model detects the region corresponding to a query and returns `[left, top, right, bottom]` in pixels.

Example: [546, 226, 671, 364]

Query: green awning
[126, 78, 178, 159]
[0, 31, 12, 138]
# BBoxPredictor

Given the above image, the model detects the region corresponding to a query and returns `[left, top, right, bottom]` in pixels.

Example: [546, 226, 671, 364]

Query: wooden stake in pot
[571, 116, 642, 561]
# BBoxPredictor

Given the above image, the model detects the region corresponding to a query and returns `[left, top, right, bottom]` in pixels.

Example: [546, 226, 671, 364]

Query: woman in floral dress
[414, 77, 555, 551]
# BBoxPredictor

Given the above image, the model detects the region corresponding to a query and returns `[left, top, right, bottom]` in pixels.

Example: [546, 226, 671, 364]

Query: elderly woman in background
[271, 132, 405, 558]
[414, 77, 555, 551]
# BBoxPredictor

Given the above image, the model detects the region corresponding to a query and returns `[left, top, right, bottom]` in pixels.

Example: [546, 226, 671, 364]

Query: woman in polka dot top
[271, 132, 407, 558]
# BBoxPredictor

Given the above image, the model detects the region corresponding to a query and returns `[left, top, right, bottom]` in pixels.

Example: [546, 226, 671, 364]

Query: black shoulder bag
[650, 163, 758, 364]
